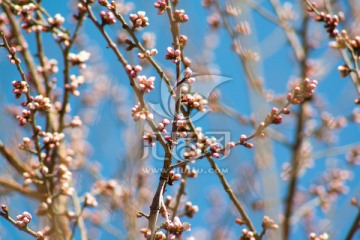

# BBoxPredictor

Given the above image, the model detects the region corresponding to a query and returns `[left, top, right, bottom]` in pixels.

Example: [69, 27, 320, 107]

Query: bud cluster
[181, 93, 208, 112]
[131, 102, 153, 121]
[143, 132, 156, 147]
[154, 0, 167, 15]
[41, 132, 65, 148]
[173, 10, 189, 23]
[16, 109, 31, 126]
[287, 78, 318, 104]
[137, 75, 155, 93]
[171, 114, 188, 139]
[68, 51, 91, 69]
[261, 216, 278, 230]
[12, 81, 29, 99]
[125, 64, 142, 78]
[165, 47, 181, 64]
[84, 193, 98, 207]
[48, 14, 65, 28]
[316, 13, 339, 37]
[138, 49, 158, 59]
[129, 11, 149, 28]
[175, 36, 186, 48]
[309, 232, 329, 240]
[65, 75, 85, 97]
[240, 228, 255, 240]
[346, 147, 360, 165]
[157, 118, 170, 133]
[167, 170, 181, 186]
[37, 58, 59, 76]
[264, 107, 283, 125]
[309, 168, 351, 211]
[15, 211, 32, 228]
[28, 95, 52, 111]
[337, 64, 351, 78]
[7, 47, 21, 64]
[70, 115, 83, 128]
[239, 134, 254, 149]
[58, 164, 74, 195]
[100, 11, 116, 25]
[23, 172, 33, 187]
[184, 201, 199, 218]
[14, 3, 37, 33]
[163, 216, 191, 236]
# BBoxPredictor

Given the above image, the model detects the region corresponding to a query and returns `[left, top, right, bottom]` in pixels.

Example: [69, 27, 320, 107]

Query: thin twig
[259, 228, 266, 239]
[0, 178, 42, 200]
[245, 0, 280, 25]
[70, 192, 87, 240]
[1, 3, 45, 95]
[0, 210, 40, 239]
[305, 0, 360, 98]
[269, 0, 305, 61]
[170, 166, 187, 221]
[345, 208, 360, 240]
[1, 30, 52, 196]
[206, 155, 256, 232]
[282, 3, 310, 238]
[312, 143, 360, 159]
[0, 141, 31, 174]
[69, 202, 86, 240]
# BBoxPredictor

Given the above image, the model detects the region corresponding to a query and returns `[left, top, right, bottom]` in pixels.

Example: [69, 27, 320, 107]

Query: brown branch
[206, 155, 256, 233]
[346, 208, 360, 240]
[83, 2, 300, 239]
[0, 178, 42, 200]
[269, 0, 305, 61]
[79, 5, 175, 238]
[70, 192, 87, 240]
[282, 3, 309, 239]
[34, 0, 52, 133]
[0, 208, 41, 239]
[170, 166, 187, 221]
[305, 0, 360, 98]
[111, 10, 174, 95]
[2, 2, 59, 135]
[178, 108, 258, 235]
[214, 0, 264, 93]
[112, 5, 299, 237]
[282, 104, 306, 240]
[80, 1, 169, 150]
[47, 11, 85, 240]
[245, 0, 280, 25]
[0, 141, 31, 174]
[1, 4, 46, 96]
[69, 202, 86, 240]
[148, 1, 183, 238]
[148, 178, 167, 238]
[1, 30, 52, 196]
[169, 101, 292, 171]
[57, 14, 85, 132]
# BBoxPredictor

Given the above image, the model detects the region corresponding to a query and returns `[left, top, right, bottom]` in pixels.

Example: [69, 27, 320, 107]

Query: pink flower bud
[240, 134, 247, 143]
